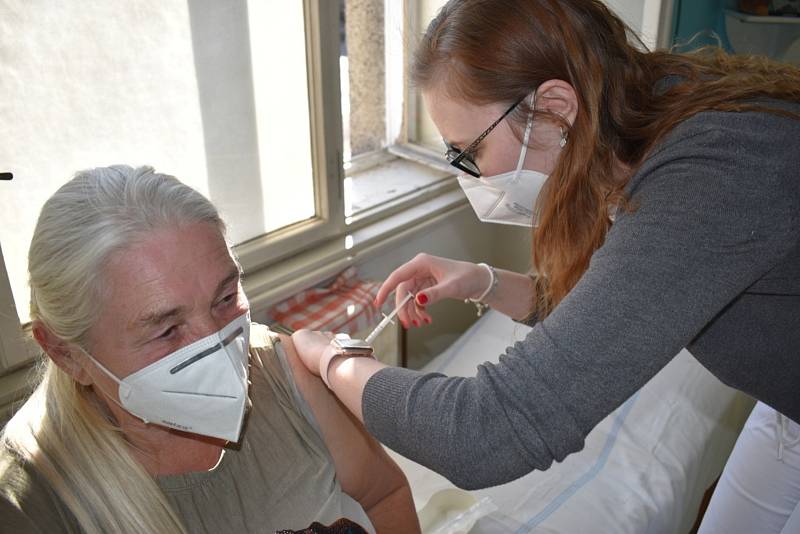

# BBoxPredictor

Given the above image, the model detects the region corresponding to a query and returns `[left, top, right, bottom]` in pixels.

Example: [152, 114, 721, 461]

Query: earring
[559, 127, 568, 148]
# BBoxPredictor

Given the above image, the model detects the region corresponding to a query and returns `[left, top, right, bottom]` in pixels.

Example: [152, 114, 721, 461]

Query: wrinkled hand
[374, 253, 492, 328]
[291, 329, 335, 376]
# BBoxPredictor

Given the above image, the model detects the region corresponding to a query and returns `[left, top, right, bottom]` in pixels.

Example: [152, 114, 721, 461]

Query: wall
[604, 0, 667, 49]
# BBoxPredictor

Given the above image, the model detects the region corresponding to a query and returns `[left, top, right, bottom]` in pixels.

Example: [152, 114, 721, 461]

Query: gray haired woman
[0, 165, 419, 534]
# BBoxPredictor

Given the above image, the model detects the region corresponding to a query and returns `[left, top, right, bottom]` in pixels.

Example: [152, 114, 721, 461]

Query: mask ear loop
[78, 347, 146, 422]
[514, 91, 536, 178]
[79, 348, 122, 385]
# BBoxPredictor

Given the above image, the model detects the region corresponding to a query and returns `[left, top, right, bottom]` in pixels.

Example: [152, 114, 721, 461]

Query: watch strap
[320, 335, 375, 389]
[319, 346, 343, 389]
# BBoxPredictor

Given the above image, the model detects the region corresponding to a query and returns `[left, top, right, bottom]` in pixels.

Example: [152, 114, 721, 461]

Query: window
[407, 0, 450, 153]
[0, 0, 346, 369]
[0, 0, 460, 376]
[339, 0, 455, 222]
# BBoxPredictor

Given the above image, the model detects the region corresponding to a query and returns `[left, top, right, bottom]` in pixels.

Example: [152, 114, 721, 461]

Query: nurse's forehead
[423, 89, 505, 146]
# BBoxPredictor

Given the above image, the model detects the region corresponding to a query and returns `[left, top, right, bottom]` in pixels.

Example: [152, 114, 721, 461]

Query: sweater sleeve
[362, 109, 800, 490]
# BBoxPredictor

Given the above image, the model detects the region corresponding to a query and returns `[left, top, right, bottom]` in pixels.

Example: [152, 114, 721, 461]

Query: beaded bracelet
[465, 263, 499, 317]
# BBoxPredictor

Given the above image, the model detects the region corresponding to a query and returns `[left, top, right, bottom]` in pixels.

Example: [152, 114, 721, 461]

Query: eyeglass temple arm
[460, 96, 527, 155]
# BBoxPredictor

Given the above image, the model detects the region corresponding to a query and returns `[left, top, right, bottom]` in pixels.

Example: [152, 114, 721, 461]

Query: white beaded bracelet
[465, 262, 498, 316]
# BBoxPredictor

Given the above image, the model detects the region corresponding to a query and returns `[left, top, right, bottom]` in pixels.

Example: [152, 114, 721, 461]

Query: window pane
[0, 0, 315, 322]
[410, 0, 448, 153]
[248, 0, 315, 235]
[340, 0, 387, 162]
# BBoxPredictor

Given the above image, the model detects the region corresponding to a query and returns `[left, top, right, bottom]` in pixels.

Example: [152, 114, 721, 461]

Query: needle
[365, 291, 415, 345]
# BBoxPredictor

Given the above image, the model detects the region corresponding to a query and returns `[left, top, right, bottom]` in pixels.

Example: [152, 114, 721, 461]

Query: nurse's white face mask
[456, 95, 548, 227]
[82, 312, 251, 443]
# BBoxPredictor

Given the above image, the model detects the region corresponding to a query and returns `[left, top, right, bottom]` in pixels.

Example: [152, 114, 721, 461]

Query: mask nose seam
[169, 342, 223, 374]
[168, 323, 246, 374]
[486, 191, 506, 216]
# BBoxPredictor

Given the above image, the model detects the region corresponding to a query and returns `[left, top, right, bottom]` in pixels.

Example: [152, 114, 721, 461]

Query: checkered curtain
[267, 267, 381, 336]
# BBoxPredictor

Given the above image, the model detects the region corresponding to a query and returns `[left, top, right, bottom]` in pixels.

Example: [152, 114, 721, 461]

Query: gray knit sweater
[363, 103, 800, 490]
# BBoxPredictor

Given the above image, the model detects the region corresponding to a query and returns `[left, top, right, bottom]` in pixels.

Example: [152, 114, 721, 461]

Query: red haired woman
[293, 1, 800, 531]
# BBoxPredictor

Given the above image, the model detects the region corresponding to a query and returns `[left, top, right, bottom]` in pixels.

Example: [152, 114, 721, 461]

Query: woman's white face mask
[456, 102, 548, 227]
[82, 312, 251, 443]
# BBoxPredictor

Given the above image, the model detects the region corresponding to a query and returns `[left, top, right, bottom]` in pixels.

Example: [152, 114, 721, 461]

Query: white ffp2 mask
[457, 98, 548, 227]
[84, 312, 251, 443]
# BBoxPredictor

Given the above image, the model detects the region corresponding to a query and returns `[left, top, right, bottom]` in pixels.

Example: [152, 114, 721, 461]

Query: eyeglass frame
[444, 95, 527, 178]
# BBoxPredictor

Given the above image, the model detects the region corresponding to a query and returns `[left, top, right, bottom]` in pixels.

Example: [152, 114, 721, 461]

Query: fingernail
[424, 317, 432, 324]
[412, 320, 419, 327]
[417, 293, 428, 305]
[401, 320, 408, 329]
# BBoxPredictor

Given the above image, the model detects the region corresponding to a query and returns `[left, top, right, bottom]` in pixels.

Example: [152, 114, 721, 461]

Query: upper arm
[276, 334, 410, 509]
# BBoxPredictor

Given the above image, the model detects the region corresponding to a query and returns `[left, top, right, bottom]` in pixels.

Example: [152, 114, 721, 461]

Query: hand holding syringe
[364, 291, 415, 345]
[275, 291, 415, 343]
[327, 291, 414, 369]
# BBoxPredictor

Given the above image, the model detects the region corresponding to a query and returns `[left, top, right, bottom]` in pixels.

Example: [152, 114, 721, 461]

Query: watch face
[332, 334, 374, 356]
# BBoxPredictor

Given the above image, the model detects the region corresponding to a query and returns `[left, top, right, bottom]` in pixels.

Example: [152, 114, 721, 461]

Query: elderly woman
[0, 165, 419, 534]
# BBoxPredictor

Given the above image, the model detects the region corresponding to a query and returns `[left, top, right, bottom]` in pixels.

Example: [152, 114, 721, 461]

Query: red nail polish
[413, 320, 419, 327]
[417, 293, 428, 305]
[424, 317, 432, 324]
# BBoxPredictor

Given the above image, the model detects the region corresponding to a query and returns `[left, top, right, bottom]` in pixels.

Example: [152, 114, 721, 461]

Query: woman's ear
[31, 320, 92, 385]
[534, 79, 579, 126]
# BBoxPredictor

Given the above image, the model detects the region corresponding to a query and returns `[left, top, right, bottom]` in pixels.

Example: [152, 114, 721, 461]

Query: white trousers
[699, 401, 800, 534]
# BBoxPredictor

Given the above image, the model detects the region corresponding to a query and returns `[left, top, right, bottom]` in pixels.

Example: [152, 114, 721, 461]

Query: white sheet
[388, 310, 754, 533]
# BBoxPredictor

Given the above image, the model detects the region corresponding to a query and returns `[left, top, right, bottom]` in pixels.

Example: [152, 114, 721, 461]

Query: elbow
[433, 428, 558, 491]
[444, 458, 552, 491]
[448, 474, 494, 492]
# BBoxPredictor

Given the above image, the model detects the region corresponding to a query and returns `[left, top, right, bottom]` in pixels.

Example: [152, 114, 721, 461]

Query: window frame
[241, 0, 463, 272]
[0, 244, 35, 373]
[236, 0, 347, 271]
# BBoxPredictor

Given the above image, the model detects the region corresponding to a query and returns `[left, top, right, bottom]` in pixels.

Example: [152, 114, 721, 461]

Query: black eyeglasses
[444, 96, 526, 178]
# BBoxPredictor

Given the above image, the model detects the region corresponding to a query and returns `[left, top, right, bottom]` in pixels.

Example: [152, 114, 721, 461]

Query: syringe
[364, 291, 415, 345]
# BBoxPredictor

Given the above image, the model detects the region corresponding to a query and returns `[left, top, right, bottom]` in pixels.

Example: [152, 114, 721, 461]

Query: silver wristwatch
[321, 334, 375, 388]
[329, 333, 374, 357]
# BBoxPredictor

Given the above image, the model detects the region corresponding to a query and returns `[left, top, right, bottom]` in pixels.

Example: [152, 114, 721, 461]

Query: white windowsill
[242, 145, 465, 312]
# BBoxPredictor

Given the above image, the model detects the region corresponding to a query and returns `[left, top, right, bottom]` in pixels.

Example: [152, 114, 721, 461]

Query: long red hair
[413, 0, 800, 316]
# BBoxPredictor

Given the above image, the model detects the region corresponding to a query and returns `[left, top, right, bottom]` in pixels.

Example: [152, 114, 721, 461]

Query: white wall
[604, 0, 665, 49]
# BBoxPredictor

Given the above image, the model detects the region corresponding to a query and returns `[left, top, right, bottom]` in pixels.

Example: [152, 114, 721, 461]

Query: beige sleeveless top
[156, 324, 375, 533]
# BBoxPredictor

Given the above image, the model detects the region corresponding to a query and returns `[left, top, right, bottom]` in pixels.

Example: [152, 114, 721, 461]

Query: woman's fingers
[394, 281, 435, 328]
[375, 254, 468, 328]
[413, 277, 455, 308]
[374, 254, 436, 308]
[395, 281, 419, 327]
[415, 301, 433, 325]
